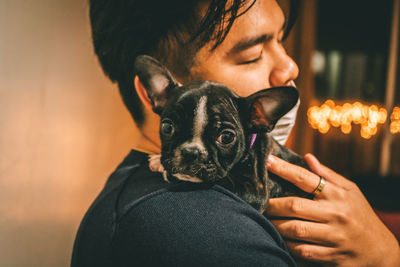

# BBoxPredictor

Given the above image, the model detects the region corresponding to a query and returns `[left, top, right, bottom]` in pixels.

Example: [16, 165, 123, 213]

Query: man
[72, 0, 400, 266]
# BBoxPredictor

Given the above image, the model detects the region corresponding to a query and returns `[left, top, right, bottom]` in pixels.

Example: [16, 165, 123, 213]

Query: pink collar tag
[250, 133, 257, 149]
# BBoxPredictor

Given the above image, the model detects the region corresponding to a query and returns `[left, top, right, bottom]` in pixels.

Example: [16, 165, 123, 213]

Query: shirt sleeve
[111, 185, 296, 267]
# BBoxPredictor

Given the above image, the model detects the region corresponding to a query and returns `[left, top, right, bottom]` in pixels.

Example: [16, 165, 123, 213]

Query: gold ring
[312, 176, 326, 196]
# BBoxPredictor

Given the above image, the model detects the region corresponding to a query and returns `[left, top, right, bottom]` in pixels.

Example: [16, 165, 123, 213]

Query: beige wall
[0, 0, 137, 265]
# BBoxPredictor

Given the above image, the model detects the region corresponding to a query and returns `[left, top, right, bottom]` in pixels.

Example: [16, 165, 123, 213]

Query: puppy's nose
[181, 147, 200, 161]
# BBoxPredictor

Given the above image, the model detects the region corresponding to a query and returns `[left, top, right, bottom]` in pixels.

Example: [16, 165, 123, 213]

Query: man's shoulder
[113, 183, 295, 266]
[72, 150, 295, 267]
[71, 150, 168, 266]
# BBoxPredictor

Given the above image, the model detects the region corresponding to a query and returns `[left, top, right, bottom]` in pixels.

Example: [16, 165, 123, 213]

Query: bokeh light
[390, 107, 400, 134]
[307, 100, 389, 139]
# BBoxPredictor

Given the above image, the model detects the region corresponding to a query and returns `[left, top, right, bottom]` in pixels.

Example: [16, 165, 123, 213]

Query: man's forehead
[276, 0, 291, 19]
[224, 1, 284, 41]
[198, 0, 285, 53]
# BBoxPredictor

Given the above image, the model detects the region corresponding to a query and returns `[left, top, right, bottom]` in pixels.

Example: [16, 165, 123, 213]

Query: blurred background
[0, 0, 399, 266]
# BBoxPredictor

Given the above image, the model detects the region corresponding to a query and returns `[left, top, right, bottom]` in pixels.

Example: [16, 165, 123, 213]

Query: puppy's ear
[245, 86, 299, 133]
[133, 55, 178, 114]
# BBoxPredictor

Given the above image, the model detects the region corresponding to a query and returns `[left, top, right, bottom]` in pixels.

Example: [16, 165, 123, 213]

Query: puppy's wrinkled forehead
[163, 83, 240, 125]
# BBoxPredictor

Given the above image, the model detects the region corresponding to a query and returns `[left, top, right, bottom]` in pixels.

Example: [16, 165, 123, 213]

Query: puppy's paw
[162, 171, 170, 183]
[148, 154, 165, 173]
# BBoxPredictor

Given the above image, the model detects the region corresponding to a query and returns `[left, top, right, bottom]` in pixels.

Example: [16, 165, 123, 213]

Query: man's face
[190, 0, 298, 97]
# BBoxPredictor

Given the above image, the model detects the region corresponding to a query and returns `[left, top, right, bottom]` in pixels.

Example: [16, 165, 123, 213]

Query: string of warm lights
[390, 107, 400, 134]
[306, 100, 398, 139]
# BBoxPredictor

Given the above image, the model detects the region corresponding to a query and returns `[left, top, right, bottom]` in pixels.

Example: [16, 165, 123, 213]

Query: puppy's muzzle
[181, 147, 201, 162]
[179, 143, 208, 163]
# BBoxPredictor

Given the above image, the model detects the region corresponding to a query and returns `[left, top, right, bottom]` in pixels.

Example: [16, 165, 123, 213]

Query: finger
[304, 154, 354, 189]
[271, 220, 337, 246]
[267, 155, 325, 195]
[286, 241, 340, 263]
[265, 197, 330, 222]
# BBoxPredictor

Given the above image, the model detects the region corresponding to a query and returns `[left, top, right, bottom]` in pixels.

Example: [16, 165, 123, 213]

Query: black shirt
[71, 150, 296, 266]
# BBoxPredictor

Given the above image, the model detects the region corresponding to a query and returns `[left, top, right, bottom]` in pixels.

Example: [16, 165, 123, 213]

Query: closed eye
[240, 55, 262, 65]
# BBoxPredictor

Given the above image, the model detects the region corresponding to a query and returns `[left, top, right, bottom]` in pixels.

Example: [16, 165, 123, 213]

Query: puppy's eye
[161, 120, 174, 137]
[217, 130, 236, 145]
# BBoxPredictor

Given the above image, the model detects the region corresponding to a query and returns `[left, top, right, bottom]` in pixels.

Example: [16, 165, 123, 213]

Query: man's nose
[269, 48, 299, 87]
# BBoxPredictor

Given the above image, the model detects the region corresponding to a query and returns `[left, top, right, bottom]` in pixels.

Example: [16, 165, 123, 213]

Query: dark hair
[89, 0, 299, 126]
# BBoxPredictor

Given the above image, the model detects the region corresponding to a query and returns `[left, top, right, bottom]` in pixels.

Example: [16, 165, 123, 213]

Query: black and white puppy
[134, 55, 311, 211]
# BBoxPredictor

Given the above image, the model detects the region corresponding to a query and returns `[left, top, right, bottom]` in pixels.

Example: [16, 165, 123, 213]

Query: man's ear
[133, 55, 178, 114]
[134, 75, 154, 112]
[244, 86, 299, 133]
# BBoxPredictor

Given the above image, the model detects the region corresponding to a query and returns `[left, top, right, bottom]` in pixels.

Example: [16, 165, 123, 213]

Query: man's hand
[264, 154, 400, 266]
